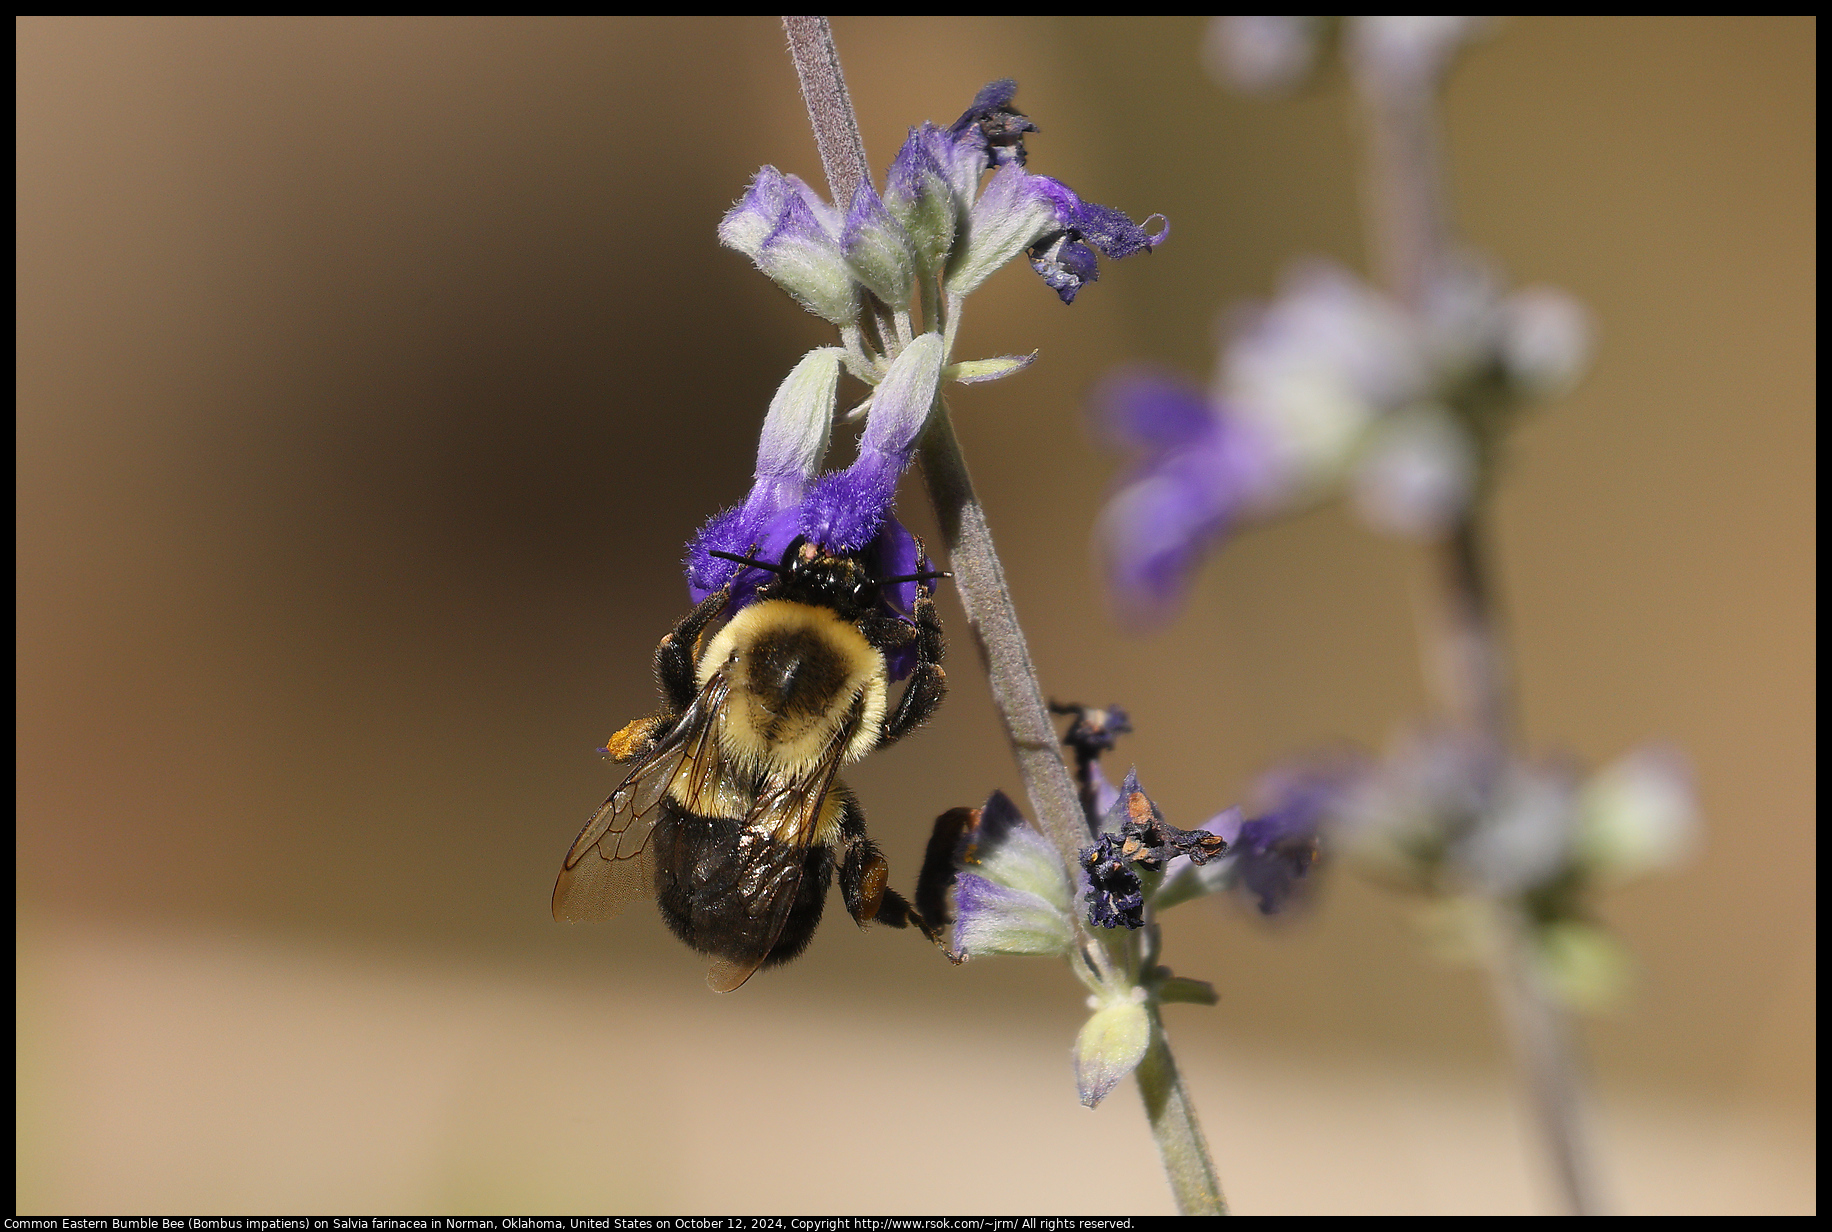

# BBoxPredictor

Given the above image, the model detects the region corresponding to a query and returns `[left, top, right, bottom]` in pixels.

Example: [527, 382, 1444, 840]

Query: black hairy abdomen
[651, 801, 833, 968]
[744, 625, 851, 737]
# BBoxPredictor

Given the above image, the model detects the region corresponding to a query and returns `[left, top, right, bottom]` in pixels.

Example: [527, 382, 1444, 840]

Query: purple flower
[1333, 731, 1586, 898]
[684, 335, 944, 665]
[802, 332, 944, 552]
[1224, 764, 1341, 914]
[718, 167, 860, 326]
[943, 791, 1074, 959]
[1093, 258, 1590, 622]
[1094, 369, 1286, 622]
[1082, 769, 1229, 930]
[947, 78, 1039, 169]
[949, 162, 1166, 305]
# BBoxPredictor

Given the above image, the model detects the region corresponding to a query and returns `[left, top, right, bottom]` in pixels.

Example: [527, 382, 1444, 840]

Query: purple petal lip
[1030, 234, 1100, 304]
[1070, 199, 1166, 260]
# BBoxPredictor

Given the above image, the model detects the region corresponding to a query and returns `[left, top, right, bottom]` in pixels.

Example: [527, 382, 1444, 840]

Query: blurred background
[16, 16, 1813, 1215]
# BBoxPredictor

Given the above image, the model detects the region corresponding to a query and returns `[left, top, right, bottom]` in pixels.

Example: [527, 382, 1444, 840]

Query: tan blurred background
[16, 16, 1813, 1215]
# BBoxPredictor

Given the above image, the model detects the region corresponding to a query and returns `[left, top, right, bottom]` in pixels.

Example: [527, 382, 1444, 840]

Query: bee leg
[653, 585, 731, 711]
[836, 799, 958, 959]
[872, 585, 948, 751]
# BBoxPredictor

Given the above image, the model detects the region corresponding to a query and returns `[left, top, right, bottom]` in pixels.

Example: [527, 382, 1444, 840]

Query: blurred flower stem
[782, 16, 1225, 1215]
[1360, 40, 1603, 1217]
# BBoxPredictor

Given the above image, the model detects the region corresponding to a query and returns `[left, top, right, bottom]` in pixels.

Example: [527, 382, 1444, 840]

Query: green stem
[1360, 50, 1604, 1218]
[915, 402, 1089, 872]
[1137, 1010, 1228, 1216]
[780, 16, 1224, 1214]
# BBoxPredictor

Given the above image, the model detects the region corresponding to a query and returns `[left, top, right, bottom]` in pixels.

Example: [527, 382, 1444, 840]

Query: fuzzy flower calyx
[1074, 987, 1151, 1109]
[925, 792, 1075, 960]
[719, 167, 860, 327]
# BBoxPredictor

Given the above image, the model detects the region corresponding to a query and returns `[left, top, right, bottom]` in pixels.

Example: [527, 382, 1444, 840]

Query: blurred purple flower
[1094, 369, 1286, 622]
[1224, 764, 1340, 914]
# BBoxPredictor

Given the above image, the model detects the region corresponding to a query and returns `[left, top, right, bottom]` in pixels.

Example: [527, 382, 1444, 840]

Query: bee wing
[551, 675, 732, 923]
[701, 702, 860, 993]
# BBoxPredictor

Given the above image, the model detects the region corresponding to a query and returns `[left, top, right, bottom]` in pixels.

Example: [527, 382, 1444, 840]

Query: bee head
[776, 537, 879, 619]
[709, 536, 949, 623]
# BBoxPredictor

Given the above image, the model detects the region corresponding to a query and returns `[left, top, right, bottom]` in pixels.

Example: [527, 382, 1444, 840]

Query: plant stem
[781, 16, 868, 212]
[781, 16, 1225, 1215]
[1486, 905, 1607, 1217]
[1360, 46, 1605, 1218]
[1137, 1009, 1228, 1216]
[914, 403, 1089, 870]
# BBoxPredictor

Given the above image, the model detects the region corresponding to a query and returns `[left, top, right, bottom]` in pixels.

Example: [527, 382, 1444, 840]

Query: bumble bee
[552, 535, 951, 991]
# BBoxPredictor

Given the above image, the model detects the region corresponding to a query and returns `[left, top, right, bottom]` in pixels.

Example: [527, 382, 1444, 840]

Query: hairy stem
[915, 404, 1090, 869]
[1361, 50, 1603, 1219]
[1137, 1010, 1228, 1216]
[782, 16, 1224, 1215]
[782, 16, 868, 211]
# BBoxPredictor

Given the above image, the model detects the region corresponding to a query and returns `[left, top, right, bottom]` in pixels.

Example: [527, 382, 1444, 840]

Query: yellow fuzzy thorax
[696, 599, 888, 781]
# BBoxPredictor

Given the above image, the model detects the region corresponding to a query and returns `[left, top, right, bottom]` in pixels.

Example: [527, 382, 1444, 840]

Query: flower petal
[1094, 370, 1216, 454]
[945, 164, 1072, 298]
[1028, 232, 1099, 304]
[801, 333, 945, 553]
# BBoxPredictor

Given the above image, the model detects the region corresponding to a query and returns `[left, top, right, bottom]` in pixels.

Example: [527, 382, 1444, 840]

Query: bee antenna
[709, 549, 786, 575]
[877, 569, 952, 584]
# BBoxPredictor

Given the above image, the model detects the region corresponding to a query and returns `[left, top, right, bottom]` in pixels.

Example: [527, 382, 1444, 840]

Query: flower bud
[718, 167, 860, 327]
[842, 180, 917, 309]
[1500, 286, 1592, 396]
[884, 127, 961, 275]
[1073, 992, 1151, 1108]
[1576, 747, 1698, 881]
[1350, 402, 1476, 538]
